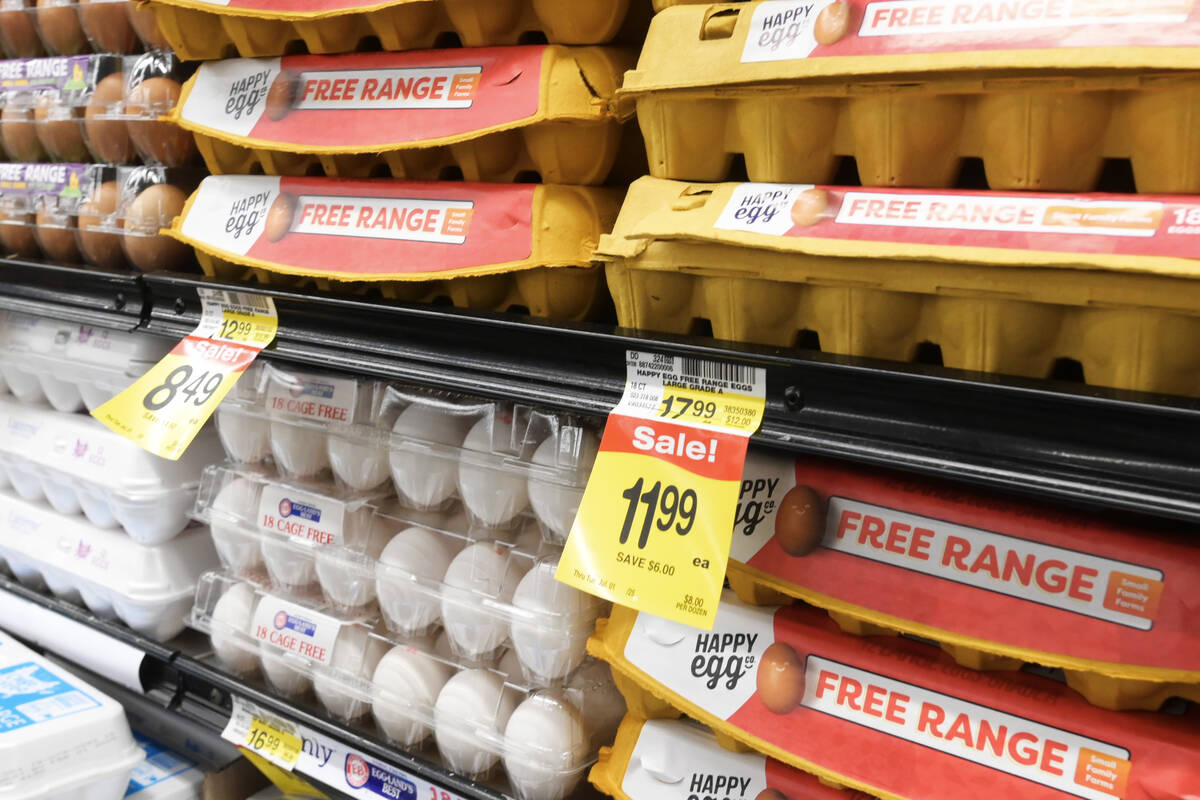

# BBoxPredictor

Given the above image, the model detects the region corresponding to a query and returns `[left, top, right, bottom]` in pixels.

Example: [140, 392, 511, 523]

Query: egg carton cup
[0, 309, 168, 412]
[0, 393, 225, 543]
[191, 571, 619, 800]
[0, 489, 219, 640]
[149, 0, 634, 61]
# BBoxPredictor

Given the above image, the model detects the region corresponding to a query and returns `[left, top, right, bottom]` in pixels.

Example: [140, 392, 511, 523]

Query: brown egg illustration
[34, 92, 87, 162]
[35, 0, 87, 54]
[755, 790, 791, 800]
[77, 180, 125, 269]
[813, 1, 852, 46]
[85, 72, 135, 163]
[789, 188, 829, 228]
[122, 183, 191, 272]
[125, 1, 169, 50]
[775, 485, 825, 557]
[79, 0, 138, 53]
[1, 103, 45, 162]
[125, 77, 196, 166]
[0, 1, 44, 57]
[756, 642, 805, 715]
[265, 70, 297, 121]
[264, 192, 296, 242]
[35, 207, 78, 262]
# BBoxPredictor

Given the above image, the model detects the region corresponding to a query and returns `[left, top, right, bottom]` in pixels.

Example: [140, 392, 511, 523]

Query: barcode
[226, 292, 272, 312]
[680, 357, 755, 385]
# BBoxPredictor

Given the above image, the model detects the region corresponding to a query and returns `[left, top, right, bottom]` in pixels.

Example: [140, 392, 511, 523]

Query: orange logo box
[1074, 748, 1131, 797]
[1102, 571, 1164, 620]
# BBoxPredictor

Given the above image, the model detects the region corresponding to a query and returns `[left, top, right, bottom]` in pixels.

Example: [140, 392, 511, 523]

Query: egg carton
[0, 394, 225, 544]
[0, 490, 219, 640]
[0, 630, 145, 800]
[149, 0, 634, 60]
[191, 570, 625, 800]
[0, 162, 110, 263]
[216, 362, 601, 541]
[0, 0, 168, 57]
[178, 46, 630, 187]
[124, 732, 206, 800]
[627, 3, 1200, 191]
[601, 177, 1200, 398]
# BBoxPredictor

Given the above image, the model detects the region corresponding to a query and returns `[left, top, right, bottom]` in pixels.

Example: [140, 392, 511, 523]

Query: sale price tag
[91, 289, 277, 460]
[221, 696, 303, 771]
[556, 351, 765, 629]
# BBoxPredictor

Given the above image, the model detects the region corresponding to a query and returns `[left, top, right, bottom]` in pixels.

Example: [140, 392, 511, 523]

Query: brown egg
[35, 0, 87, 54]
[813, 1, 852, 46]
[122, 183, 190, 272]
[264, 192, 295, 242]
[756, 642, 805, 715]
[1, 103, 45, 161]
[0, 208, 39, 257]
[77, 179, 124, 268]
[34, 93, 87, 161]
[78, 0, 137, 53]
[125, 76, 196, 166]
[125, 1, 169, 50]
[35, 207, 79, 262]
[84, 72, 134, 163]
[789, 188, 829, 228]
[265, 70, 296, 121]
[775, 485, 825, 557]
[755, 791, 790, 800]
[0, 1, 44, 57]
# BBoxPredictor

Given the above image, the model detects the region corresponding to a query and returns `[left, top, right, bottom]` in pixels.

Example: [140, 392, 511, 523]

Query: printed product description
[0, 162, 88, 200]
[0, 661, 99, 731]
[250, 594, 341, 666]
[743, 1, 847, 62]
[222, 696, 303, 771]
[557, 352, 766, 628]
[259, 484, 345, 547]
[0, 56, 92, 93]
[284, 195, 473, 245]
[265, 371, 357, 424]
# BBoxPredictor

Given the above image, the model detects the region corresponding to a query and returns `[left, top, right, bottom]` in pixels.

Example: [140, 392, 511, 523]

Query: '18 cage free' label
[557, 352, 765, 629]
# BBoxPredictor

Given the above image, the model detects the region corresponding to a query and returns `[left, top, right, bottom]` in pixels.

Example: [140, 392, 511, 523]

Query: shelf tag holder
[222, 695, 303, 772]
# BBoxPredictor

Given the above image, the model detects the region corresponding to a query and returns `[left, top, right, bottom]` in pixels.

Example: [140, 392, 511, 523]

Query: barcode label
[680, 357, 757, 386]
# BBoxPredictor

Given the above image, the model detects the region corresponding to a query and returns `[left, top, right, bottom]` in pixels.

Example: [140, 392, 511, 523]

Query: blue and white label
[251, 594, 341, 665]
[344, 753, 417, 799]
[125, 733, 199, 796]
[0, 661, 99, 732]
[259, 483, 345, 547]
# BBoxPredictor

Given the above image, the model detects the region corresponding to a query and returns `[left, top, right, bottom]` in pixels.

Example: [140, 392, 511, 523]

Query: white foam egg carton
[0, 312, 171, 414]
[189, 571, 623, 800]
[124, 732, 205, 800]
[193, 463, 607, 685]
[0, 394, 225, 544]
[0, 629, 144, 800]
[215, 362, 600, 544]
[0, 490, 219, 640]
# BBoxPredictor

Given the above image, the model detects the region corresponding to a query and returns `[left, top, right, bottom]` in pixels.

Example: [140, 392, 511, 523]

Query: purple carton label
[0, 163, 89, 200]
[0, 55, 94, 93]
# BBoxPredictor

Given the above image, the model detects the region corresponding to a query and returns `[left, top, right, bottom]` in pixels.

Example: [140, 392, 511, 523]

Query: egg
[2, 103, 45, 162]
[459, 415, 530, 527]
[527, 429, 597, 543]
[389, 404, 471, 508]
[77, 180, 124, 268]
[0, 208, 38, 258]
[509, 559, 602, 684]
[442, 541, 528, 659]
[85, 72, 134, 163]
[433, 668, 518, 776]
[328, 430, 389, 491]
[0, 1, 43, 57]
[264, 192, 296, 242]
[372, 644, 452, 747]
[270, 419, 329, 478]
[122, 183, 191, 273]
[125, 1, 168, 50]
[260, 646, 312, 698]
[756, 642, 805, 715]
[34, 92, 87, 161]
[260, 530, 317, 591]
[789, 188, 829, 228]
[216, 403, 271, 463]
[502, 693, 588, 800]
[78, 0, 137, 52]
[125, 77, 196, 166]
[209, 581, 259, 674]
[756, 790, 789, 800]
[774, 485, 825, 557]
[35, 0, 87, 54]
[564, 660, 625, 747]
[314, 508, 391, 611]
[313, 624, 387, 721]
[209, 476, 264, 575]
[376, 525, 459, 635]
[265, 70, 296, 121]
[34, 207, 78, 262]
[813, 1, 852, 45]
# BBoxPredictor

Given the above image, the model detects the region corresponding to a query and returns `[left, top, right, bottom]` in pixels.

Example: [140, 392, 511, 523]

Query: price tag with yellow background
[557, 351, 765, 628]
[92, 289, 277, 461]
[221, 696, 303, 771]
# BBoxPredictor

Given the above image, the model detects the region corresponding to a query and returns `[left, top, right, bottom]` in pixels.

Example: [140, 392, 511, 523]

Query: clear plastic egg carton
[216, 362, 602, 543]
[0, 489, 219, 639]
[191, 571, 625, 800]
[0, 162, 102, 262]
[0, 393, 225, 544]
[0, 0, 169, 57]
[0, 310, 170, 412]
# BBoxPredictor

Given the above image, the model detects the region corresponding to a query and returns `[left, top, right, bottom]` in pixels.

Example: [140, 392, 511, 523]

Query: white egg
[216, 405, 271, 463]
[510, 560, 603, 684]
[210, 477, 264, 575]
[389, 404, 470, 508]
[270, 419, 329, 479]
[565, 660, 626, 748]
[209, 582, 259, 674]
[313, 625, 387, 721]
[261, 534, 316, 591]
[441, 542, 528, 659]
[315, 510, 390, 611]
[328, 432, 390, 491]
[502, 693, 589, 800]
[434, 668, 518, 776]
[260, 647, 312, 697]
[459, 416, 529, 527]
[372, 644, 452, 747]
[376, 526, 459, 635]
[527, 430, 598, 543]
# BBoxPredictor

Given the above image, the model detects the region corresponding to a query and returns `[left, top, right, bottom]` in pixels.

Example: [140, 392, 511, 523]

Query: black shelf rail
[0, 259, 144, 330]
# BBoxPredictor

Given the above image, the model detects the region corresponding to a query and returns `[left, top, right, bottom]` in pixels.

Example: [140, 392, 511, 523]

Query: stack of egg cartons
[189, 361, 626, 800]
[0, 0, 202, 272]
[140, 0, 640, 322]
[0, 309, 220, 640]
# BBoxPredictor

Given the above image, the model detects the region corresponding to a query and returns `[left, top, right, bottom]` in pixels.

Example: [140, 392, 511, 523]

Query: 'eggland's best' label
[251, 595, 340, 665]
[258, 484, 345, 548]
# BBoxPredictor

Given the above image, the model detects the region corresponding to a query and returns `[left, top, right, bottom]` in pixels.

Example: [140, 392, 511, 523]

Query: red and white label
[289, 66, 481, 110]
[258, 484, 345, 548]
[287, 195, 474, 245]
[250, 594, 340, 665]
[265, 371, 357, 425]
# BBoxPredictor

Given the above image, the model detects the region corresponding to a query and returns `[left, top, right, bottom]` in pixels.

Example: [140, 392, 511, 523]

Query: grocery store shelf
[0, 259, 144, 330]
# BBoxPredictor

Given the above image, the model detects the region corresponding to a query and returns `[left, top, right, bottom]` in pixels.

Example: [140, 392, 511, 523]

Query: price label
[556, 352, 765, 628]
[222, 696, 303, 771]
[91, 289, 277, 460]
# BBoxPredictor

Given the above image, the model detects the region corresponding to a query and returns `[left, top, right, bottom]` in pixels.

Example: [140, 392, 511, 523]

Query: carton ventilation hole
[507, 304, 531, 316]
[433, 31, 462, 49]
[701, 9, 740, 40]
[832, 156, 861, 187]
[438, 165, 465, 181]
[305, 162, 324, 177]
[430, 295, 454, 307]
[1049, 358, 1086, 383]
[912, 342, 944, 366]
[514, 170, 542, 184]
[282, 39, 306, 56]
[793, 329, 821, 352]
[957, 158, 988, 190]
[688, 318, 714, 339]
[517, 30, 549, 45]
[727, 153, 749, 182]
[1097, 159, 1137, 194]
[369, 162, 391, 179]
[357, 35, 381, 52]
[248, 162, 264, 176]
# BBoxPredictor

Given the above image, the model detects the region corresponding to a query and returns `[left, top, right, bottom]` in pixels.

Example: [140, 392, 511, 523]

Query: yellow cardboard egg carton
[598, 176, 1200, 397]
[147, 0, 634, 60]
[170, 46, 632, 186]
[624, 2, 1200, 191]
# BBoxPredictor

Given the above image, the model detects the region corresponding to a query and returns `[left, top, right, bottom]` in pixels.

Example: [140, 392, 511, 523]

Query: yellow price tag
[91, 290, 277, 460]
[222, 696, 302, 771]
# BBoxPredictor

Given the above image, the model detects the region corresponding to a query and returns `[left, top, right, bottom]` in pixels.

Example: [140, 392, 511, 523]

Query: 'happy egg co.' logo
[345, 754, 369, 788]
